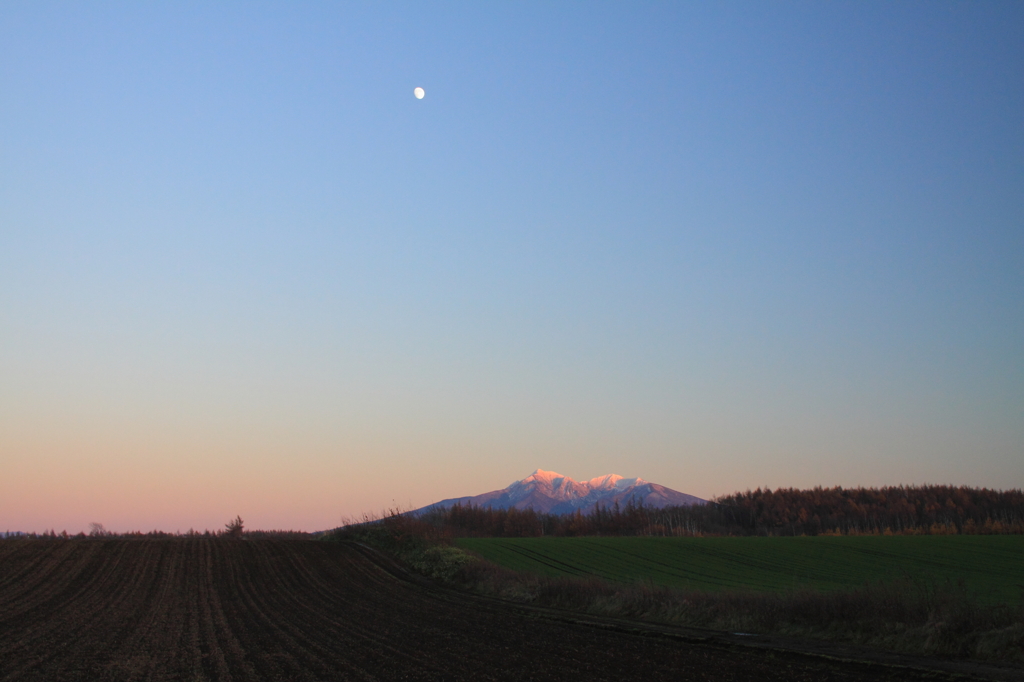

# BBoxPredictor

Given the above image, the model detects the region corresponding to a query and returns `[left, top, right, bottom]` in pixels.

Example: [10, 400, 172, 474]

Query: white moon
[414, 87, 425, 99]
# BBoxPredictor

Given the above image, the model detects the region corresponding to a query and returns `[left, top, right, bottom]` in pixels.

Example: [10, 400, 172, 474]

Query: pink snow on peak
[417, 468, 706, 515]
[518, 470, 645, 494]
[586, 474, 645, 490]
[527, 469, 566, 481]
[587, 474, 622, 488]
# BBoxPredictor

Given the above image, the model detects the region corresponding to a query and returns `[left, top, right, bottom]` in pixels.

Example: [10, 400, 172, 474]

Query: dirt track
[0, 538, 999, 681]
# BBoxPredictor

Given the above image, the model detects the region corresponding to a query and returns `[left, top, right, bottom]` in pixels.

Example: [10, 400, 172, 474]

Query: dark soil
[0, 538, 1013, 681]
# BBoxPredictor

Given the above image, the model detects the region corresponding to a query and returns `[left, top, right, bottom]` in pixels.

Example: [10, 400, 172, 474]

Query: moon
[414, 87, 425, 99]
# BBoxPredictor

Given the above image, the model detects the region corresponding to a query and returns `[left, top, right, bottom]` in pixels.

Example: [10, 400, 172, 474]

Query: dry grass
[457, 556, 1024, 662]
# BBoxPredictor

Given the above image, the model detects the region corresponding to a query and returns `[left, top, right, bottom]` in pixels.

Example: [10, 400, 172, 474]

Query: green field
[456, 535, 1024, 604]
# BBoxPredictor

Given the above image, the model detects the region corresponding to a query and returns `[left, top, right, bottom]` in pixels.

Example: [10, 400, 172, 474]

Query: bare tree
[89, 523, 106, 537]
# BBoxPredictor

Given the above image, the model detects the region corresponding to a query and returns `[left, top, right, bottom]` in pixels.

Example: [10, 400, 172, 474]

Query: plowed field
[0, 538, 967, 681]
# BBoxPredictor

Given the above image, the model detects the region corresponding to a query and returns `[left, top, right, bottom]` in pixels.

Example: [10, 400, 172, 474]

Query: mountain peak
[526, 469, 566, 480]
[416, 470, 705, 515]
[519, 471, 644, 492]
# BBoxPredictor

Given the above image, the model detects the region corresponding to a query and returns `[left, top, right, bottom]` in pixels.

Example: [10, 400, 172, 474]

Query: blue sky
[1, 2, 1021, 532]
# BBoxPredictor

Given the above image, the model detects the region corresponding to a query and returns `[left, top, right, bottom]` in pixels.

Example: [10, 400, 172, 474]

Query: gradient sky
[2, 2, 1022, 533]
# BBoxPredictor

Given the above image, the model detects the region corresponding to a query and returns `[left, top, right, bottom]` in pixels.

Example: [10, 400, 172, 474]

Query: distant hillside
[406, 484, 1023, 537]
[416, 469, 705, 516]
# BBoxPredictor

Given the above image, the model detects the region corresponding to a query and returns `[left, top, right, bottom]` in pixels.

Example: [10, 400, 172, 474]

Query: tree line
[410, 485, 1024, 538]
[4, 518, 308, 540]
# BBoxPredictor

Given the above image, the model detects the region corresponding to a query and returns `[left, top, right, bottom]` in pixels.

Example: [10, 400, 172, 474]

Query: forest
[411, 485, 1024, 538]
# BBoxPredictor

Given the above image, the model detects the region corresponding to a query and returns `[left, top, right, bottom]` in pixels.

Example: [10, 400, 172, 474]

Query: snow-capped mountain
[416, 469, 705, 515]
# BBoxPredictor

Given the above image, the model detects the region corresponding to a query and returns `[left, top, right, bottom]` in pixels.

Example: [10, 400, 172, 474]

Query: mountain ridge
[416, 469, 705, 515]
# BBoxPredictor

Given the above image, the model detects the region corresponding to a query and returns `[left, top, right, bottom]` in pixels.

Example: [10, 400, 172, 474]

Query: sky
[1, 1, 1022, 533]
